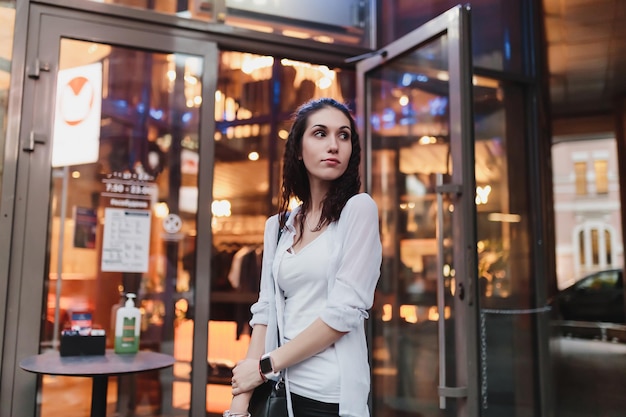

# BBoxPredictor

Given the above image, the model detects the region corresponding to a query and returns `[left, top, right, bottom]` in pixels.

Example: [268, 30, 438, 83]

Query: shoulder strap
[277, 212, 290, 246]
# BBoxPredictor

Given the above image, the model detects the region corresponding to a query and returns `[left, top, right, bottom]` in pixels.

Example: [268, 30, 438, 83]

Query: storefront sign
[52, 62, 102, 167]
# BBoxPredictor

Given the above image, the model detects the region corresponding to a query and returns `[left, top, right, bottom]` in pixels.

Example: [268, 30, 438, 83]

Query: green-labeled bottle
[114, 293, 141, 354]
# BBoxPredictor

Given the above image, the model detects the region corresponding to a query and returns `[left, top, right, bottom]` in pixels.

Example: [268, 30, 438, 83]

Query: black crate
[60, 333, 106, 357]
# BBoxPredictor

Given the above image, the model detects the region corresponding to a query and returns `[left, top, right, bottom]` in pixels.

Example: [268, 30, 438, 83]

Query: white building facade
[553, 136, 624, 289]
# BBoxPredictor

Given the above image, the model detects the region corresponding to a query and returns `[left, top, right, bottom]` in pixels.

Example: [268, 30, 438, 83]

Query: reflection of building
[552, 136, 624, 289]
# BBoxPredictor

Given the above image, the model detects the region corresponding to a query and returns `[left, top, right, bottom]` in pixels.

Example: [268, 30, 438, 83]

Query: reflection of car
[553, 269, 625, 323]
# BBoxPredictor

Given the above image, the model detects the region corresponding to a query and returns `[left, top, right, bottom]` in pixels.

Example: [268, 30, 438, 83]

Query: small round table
[20, 350, 175, 417]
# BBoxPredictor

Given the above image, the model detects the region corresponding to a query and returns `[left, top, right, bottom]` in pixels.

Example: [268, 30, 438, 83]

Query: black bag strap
[274, 211, 290, 353]
[277, 212, 290, 246]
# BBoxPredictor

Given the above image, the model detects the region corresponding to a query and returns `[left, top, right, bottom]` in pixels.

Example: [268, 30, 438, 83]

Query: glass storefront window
[206, 50, 353, 413]
[0, 1, 15, 197]
[31, 32, 354, 415]
[367, 63, 536, 414]
[41, 38, 204, 416]
[379, 0, 525, 74]
[473, 80, 536, 415]
[84, 0, 373, 48]
[366, 32, 471, 417]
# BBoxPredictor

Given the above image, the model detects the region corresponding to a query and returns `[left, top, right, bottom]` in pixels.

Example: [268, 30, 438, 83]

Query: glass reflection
[37, 41, 354, 416]
[41, 39, 202, 416]
[550, 137, 625, 417]
[83, 0, 371, 48]
[474, 81, 535, 416]
[368, 35, 458, 417]
[366, 34, 536, 415]
[379, 0, 525, 74]
[207, 51, 352, 413]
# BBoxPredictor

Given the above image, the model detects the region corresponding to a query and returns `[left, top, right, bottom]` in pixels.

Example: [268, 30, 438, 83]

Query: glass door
[357, 6, 479, 417]
[6, 5, 216, 417]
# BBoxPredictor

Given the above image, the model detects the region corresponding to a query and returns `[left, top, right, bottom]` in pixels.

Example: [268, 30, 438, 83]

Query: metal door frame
[356, 5, 480, 416]
[0, 6, 217, 416]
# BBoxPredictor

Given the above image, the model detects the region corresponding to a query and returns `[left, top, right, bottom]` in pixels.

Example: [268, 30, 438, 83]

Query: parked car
[552, 269, 625, 323]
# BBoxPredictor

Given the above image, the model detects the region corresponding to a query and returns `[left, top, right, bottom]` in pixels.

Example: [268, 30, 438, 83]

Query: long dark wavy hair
[277, 98, 361, 236]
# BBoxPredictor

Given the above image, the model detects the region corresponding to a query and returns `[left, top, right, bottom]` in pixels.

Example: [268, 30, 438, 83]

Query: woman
[225, 98, 382, 417]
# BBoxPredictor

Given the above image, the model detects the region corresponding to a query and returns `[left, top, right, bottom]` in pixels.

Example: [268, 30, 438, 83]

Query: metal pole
[52, 165, 69, 350]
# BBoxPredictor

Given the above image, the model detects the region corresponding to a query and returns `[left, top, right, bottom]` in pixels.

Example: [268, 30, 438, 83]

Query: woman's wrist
[258, 357, 268, 382]
[223, 411, 251, 417]
[259, 352, 280, 379]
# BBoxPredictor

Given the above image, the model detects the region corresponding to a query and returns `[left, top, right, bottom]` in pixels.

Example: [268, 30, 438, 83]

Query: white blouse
[278, 230, 340, 402]
[250, 193, 382, 417]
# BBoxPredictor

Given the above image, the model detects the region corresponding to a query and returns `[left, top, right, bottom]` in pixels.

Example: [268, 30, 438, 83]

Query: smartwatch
[259, 353, 280, 380]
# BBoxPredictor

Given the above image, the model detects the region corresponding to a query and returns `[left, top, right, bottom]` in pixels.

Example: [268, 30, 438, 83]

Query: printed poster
[101, 208, 151, 273]
[73, 206, 97, 249]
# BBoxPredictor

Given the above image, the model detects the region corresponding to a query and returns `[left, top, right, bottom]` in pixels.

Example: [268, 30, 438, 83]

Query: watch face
[260, 356, 273, 374]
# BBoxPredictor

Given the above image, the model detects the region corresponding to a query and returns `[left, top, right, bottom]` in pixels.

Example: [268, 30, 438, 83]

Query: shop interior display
[42, 45, 352, 414]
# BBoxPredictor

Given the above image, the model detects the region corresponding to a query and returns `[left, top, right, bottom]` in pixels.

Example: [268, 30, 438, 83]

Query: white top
[250, 193, 382, 417]
[278, 231, 340, 402]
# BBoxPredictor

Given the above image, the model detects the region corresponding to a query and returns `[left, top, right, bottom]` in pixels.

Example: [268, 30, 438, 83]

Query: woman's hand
[231, 357, 265, 395]
[227, 392, 252, 415]
[226, 323, 266, 413]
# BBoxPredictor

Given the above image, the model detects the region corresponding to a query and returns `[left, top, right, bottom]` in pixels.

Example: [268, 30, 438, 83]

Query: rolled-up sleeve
[321, 194, 382, 332]
[249, 215, 279, 327]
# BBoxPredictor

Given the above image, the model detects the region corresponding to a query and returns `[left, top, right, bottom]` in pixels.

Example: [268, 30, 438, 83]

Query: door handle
[27, 58, 51, 79]
[23, 131, 46, 152]
[435, 173, 468, 408]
